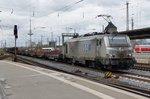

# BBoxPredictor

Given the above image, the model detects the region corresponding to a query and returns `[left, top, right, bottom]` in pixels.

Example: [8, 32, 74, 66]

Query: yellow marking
[105, 72, 112, 78]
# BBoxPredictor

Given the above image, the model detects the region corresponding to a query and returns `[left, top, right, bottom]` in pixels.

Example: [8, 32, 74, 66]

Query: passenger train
[134, 45, 150, 53]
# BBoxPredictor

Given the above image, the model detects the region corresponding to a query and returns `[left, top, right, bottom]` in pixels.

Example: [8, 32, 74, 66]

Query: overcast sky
[0, 0, 149, 47]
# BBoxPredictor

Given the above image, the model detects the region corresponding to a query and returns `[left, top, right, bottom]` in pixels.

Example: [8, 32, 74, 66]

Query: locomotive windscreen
[108, 36, 129, 47]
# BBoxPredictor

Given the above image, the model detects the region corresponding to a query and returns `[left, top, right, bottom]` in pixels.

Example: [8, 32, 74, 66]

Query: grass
[0, 48, 4, 56]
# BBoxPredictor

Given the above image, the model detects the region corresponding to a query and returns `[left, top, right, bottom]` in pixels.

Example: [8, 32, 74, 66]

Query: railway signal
[14, 25, 18, 62]
[14, 25, 18, 39]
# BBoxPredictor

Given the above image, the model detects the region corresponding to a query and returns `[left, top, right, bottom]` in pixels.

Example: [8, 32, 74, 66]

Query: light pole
[28, 17, 33, 48]
[58, 36, 61, 46]
[41, 35, 43, 47]
[51, 32, 53, 41]
[0, 40, 3, 48]
[126, 2, 129, 31]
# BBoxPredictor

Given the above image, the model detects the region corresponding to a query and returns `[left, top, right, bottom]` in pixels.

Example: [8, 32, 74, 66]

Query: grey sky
[0, 0, 149, 47]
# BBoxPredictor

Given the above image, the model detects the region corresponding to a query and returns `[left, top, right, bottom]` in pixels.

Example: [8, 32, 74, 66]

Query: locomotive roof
[66, 34, 104, 42]
[66, 33, 126, 42]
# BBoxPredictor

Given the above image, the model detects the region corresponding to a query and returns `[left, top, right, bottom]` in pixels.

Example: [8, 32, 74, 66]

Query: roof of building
[119, 27, 150, 39]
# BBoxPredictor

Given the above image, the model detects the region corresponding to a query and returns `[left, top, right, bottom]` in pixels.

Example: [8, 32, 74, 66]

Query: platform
[0, 60, 148, 99]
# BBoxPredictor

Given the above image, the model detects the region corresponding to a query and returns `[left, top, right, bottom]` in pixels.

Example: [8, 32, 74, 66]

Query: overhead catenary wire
[0, 0, 150, 38]
[0, 0, 148, 17]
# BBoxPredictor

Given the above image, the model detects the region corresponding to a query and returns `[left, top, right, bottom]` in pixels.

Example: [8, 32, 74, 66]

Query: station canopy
[119, 27, 150, 40]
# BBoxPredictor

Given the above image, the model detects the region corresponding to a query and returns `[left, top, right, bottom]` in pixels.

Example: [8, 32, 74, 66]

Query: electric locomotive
[63, 22, 135, 70]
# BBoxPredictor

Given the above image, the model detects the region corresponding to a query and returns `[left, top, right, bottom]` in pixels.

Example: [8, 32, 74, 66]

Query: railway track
[16, 55, 150, 98]
[133, 63, 150, 71]
[115, 73, 150, 82]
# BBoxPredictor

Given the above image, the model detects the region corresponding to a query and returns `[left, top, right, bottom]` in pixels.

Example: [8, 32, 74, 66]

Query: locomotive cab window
[108, 36, 129, 47]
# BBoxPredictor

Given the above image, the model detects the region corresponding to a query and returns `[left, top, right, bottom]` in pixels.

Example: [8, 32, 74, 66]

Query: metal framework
[62, 33, 79, 44]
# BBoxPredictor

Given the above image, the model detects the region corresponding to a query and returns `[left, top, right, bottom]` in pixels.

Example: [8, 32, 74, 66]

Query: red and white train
[134, 45, 150, 53]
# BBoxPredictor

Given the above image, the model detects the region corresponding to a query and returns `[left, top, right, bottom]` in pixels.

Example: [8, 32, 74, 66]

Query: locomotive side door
[97, 39, 102, 57]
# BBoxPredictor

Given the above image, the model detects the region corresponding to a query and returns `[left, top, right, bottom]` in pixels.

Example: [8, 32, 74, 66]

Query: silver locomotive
[63, 22, 135, 70]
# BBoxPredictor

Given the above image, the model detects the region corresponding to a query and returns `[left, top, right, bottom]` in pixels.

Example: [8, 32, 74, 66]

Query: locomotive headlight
[128, 54, 132, 57]
[110, 54, 115, 58]
[106, 54, 115, 58]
